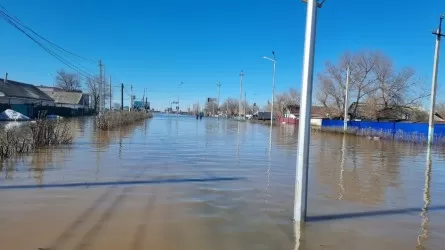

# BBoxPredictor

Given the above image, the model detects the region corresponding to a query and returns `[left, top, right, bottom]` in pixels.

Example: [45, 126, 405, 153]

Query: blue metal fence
[321, 119, 445, 137]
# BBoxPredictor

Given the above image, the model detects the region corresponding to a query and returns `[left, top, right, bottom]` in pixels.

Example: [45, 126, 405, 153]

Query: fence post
[392, 122, 396, 140]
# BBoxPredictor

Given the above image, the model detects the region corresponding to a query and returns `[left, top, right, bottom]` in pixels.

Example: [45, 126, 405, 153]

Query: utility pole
[217, 81, 221, 115]
[226, 98, 229, 118]
[244, 92, 247, 116]
[130, 84, 133, 111]
[98, 60, 103, 113]
[343, 66, 350, 132]
[295, 0, 321, 223]
[239, 70, 244, 118]
[263, 52, 277, 126]
[428, 15, 445, 147]
[109, 76, 112, 110]
[121, 83, 124, 110]
[102, 65, 106, 112]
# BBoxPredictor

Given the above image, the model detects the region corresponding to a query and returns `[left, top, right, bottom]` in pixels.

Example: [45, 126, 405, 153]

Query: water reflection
[338, 134, 346, 200]
[315, 135, 406, 205]
[0, 116, 444, 250]
[417, 147, 432, 249]
[93, 120, 146, 149]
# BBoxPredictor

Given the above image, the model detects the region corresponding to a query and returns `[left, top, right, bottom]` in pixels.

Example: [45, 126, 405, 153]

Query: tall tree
[86, 76, 110, 112]
[275, 88, 300, 116]
[205, 99, 218, 115]
[55, 70, 81, 91]
[316, 50, 428, 120]
[220, 98, 239, 116]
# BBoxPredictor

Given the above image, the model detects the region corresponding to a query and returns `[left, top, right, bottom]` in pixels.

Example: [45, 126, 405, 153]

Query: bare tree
[275, 88, 300, 117]
[373, 53, 428, 108]
[87, 77, 100, 112]
[55, 70, 81, 91]
[435, 102, 445, 119]
[316, 50, 428, 120]
[86, 76, 110, 112]
[205, 100, 218, 115]
[220, 98, 239, 116]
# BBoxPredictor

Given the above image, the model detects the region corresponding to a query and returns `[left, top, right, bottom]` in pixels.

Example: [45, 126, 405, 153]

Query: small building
[0, 77, 54, 118]
[38, 86, 89, 109]
[348, 102, 433, 122]
[283, 104, 328, 119]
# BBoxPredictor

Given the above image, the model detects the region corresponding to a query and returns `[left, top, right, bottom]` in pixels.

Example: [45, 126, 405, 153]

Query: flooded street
[0, 114, 444, 250]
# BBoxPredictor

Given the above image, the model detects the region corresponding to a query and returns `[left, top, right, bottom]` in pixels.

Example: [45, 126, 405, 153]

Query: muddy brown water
[0, 115, 444, 250]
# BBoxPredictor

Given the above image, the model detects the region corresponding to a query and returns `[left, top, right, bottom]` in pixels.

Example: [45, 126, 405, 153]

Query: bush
[96, 111, 152, 130]
[30, 119, 73, 147]
[0, 119, 73, 160]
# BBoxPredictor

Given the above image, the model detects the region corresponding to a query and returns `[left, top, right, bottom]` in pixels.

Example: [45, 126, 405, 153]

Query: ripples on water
[0, 115, 444, 249]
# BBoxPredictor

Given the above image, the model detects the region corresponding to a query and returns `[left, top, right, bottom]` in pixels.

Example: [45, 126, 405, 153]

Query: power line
[0, 7, 97, 82]
[0, 4, 96, 64]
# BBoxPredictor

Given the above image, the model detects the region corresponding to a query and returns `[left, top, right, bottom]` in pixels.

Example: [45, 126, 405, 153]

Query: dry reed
[0, 118, 73, 160]
[96, 111, 152, 130]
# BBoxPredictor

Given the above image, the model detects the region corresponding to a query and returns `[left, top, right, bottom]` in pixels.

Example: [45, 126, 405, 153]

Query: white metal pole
[343, 66, 350, 132]
[217, 81, 221, 116]
[428, 15, 444, 147]
[239, 71, 244, 118]
[271, 58, 276, 127]
[294, 0, 318, 223]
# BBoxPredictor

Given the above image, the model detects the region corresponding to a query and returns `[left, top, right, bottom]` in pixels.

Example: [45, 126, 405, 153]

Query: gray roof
[38, 87, 84, 105]
[0, 78, 53, 101]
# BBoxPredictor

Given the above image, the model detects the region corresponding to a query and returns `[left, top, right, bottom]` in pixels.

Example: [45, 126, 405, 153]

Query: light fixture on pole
[295, 0, 325, 223]
[428, 15, 444, 147]
[263, 51, 277, 127]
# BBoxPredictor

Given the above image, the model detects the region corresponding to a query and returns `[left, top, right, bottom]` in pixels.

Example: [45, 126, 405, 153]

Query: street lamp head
[301, 0, 326, 8]
[263, 56, 275, 62]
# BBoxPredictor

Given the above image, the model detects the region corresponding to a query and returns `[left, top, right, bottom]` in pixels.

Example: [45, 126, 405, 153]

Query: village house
[38, 86, 90, 109]
[283, 104, 327, 119]
[348, 102, 443, 122]
[0, 76, 54, 118]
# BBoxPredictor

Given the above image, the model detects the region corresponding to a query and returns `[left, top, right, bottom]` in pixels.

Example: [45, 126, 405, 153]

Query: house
[348, 102, 433, 122]
[279, 105, 327, 125]
[38, 86, 89, 109]
[0, 77, 54, 118]
[283, 104, 328, 119]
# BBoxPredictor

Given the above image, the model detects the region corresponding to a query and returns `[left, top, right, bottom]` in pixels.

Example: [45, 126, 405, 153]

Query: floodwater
[0, 114, 444, 250]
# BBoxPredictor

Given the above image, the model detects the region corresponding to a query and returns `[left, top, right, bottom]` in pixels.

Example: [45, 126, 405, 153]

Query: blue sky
[0, 0, 444, 110]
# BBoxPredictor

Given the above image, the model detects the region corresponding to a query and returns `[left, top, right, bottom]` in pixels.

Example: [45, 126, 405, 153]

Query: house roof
[284, 104, 327, 118]
[38, 87, 84, 105]
[311, 106, 326, 117]
[0, 78, 53, 101]
[285, 104, 300, 114]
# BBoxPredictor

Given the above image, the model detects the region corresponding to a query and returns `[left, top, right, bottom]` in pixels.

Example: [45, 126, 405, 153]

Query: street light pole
[343, 66, 350, 132]
[428, 15, 444, 147]
[178, 82, 184, 117]
[239, 71, 244, 118]
[263, 52, 277, 127]
[217, 81, 221, 116]
[295, 0, 323, 223]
